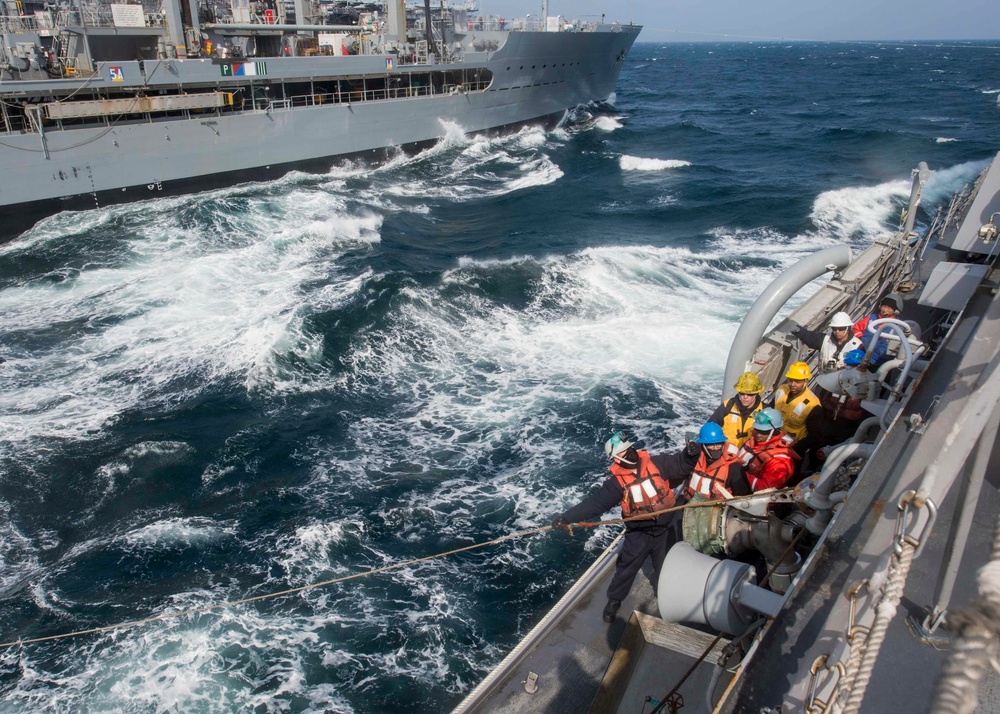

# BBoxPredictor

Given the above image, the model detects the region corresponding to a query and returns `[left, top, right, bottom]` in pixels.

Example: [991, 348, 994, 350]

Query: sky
[476, 0, 1000, 42]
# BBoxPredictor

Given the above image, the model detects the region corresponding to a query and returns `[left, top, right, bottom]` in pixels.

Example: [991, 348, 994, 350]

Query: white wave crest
[809, 177, 910, 243]
[121, 517, 237, 549]
[619, 155, 692, 171]
[0, 210, 382, 445]
[593, 116, 623, 132]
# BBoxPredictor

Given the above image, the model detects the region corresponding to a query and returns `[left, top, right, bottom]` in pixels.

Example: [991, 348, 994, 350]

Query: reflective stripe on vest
[610, 451, 675, 518]
[721, 398, 761, 446]
[738, 435, 795, 477]
[687, 443, 740, 499]
[775, 386, 817, 441]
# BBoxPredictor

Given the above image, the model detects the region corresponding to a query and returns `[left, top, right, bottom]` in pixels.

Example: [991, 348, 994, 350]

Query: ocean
[2, 40, 1000, 713]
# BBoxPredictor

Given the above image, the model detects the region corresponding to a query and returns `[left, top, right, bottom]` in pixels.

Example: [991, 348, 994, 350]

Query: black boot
[602, 599, 621, 623]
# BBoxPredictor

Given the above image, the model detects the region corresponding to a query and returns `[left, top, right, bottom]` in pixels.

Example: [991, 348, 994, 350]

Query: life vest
[773, 384, 818, 442]
[819, 334, 863, 373]
[820, 384, 865, 421]
[719, 398, 762, 447]
[737, 433, 798, 478]
[610, 450, 675, 519]
[686, 443, 741, 500]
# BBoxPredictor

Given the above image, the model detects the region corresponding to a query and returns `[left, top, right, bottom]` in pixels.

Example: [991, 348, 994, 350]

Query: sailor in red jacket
[553, 431, 698, 623]
[737, 408, 801, 491]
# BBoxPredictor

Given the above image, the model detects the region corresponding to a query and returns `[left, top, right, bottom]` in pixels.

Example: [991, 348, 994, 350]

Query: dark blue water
[2, 41, 1000, 713]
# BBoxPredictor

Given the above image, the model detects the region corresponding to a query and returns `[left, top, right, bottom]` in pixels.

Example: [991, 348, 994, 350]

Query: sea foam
[619, 155, 692, 171]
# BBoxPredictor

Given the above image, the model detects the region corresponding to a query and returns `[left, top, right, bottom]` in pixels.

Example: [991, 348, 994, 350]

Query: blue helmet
[696, 422, 727, 445]
[844, 349, 865, 367]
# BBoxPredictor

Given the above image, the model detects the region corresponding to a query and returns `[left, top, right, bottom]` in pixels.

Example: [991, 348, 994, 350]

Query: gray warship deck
[453, 154, 1000, 714]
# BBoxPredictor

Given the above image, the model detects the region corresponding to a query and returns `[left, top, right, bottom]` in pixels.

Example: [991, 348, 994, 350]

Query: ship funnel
[657, 542, 784, 636]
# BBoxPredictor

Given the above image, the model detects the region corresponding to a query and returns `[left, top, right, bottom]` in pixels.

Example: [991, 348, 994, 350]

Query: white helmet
[604, 431, 636, 464]
[829, 311, 853, 329]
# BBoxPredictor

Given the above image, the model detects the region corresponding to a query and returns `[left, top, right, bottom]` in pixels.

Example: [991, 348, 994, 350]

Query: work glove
[685, 440, 701, 457]
[788, 323, 801, 336]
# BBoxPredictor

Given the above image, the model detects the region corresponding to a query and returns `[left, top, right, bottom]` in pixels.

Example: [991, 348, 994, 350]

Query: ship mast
[385, 0, 406, 44]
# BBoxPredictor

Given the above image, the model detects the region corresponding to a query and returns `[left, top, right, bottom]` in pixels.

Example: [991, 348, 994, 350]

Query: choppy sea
[2, 40, 1000, 713]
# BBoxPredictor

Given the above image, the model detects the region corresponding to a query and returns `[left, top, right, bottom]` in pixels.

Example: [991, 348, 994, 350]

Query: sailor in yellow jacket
[772, 362, 818, 443]
[709, 371, 765, 448]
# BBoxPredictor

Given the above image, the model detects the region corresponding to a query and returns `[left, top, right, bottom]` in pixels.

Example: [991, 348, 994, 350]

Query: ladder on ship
[55, 34, 79, 77]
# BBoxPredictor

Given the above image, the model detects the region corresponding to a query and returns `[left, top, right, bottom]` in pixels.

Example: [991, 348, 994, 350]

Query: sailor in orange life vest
[736, 408, 801, 491]
[685, 422, 751, 501]
[551, 431, 699, 623]
[708, 371, 765, 448]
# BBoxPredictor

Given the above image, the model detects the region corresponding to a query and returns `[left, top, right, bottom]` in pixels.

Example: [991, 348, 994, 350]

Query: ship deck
[454, 161, 1000, 714]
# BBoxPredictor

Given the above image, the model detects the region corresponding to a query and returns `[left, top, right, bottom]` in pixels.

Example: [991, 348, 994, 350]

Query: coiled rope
[837, 542, 916, 714]
[928, 513, 1000, 714]
[0, 495, 760, 650]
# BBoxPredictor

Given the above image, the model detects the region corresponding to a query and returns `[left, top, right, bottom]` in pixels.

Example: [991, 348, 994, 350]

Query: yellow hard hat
[733, 371, 764, 394]
[785, 361, 812, 380]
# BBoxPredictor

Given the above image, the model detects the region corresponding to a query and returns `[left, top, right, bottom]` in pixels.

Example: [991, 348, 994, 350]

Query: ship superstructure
[0, 0, 639, 235]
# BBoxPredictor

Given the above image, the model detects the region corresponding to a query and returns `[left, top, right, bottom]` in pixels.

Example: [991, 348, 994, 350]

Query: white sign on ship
[111, 4, 145, 27]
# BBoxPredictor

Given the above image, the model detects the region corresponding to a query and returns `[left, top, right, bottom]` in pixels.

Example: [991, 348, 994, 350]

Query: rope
[0, 525, 551, 650]
[834, 625, 869, 709]
[839, 541, 916, 714]
[1, 494, 772, 650]
[564, 488, 794, 532]
[929, 514, 1000, 714]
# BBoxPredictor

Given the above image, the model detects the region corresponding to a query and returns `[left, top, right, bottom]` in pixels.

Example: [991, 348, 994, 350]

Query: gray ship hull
[0, 26, 639, 232]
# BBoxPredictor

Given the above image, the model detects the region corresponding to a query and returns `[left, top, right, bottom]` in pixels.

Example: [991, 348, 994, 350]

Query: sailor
[552, 430, 699, 623]
[852, 294, 901, 367]
[797, 349, 872, 468]
[790, 311, 863, 373]
[737, 408, 801, 491]
[685, 422, 750, 501]
[709, 371, 765, 447]
[772, 362, 818, 442]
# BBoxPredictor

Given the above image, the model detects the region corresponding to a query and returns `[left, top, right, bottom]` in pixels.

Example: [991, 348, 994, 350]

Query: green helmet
[754, 408, 784, 431]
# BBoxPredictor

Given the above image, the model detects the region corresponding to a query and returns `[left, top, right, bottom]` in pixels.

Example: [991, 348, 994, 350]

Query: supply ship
[455, 121, 1000, 710]
[0, 0, 639, 236]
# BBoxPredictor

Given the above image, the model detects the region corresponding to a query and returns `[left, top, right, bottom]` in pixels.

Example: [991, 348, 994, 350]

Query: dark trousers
[607, 527, 675, 602]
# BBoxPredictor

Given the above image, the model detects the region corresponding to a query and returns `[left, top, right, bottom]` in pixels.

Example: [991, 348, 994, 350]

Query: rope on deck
[928, 514, 1000, 714]
[1, 493, 772, 650]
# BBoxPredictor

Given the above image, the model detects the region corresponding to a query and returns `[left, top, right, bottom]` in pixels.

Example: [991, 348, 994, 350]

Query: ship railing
[0, 76, 493, 137]
[0, 14, 37, 32]
[0, 9, 164, 30]
[278, 79, 490, 109]
[463, 18, 510, 31]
